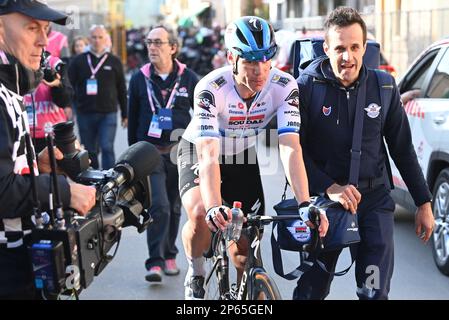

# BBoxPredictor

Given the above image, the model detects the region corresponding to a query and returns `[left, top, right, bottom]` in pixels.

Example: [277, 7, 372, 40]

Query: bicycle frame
[234, 216, 266, 299]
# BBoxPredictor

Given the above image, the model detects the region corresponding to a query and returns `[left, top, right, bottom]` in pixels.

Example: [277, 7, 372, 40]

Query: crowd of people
[0, 0, 436, 301]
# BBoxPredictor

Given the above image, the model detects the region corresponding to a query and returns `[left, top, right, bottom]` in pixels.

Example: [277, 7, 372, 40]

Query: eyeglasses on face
[145, 39, 170, 47]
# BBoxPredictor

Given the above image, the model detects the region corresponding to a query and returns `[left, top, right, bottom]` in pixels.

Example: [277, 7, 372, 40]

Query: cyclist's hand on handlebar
[205, 205, 232, 232]
[326, 183, 361, 214]
[299, 202, 329, 238]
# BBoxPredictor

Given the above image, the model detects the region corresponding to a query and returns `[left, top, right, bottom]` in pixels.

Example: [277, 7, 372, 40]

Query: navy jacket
[127, 60, 198, 146]
[298, 56, 431, 206]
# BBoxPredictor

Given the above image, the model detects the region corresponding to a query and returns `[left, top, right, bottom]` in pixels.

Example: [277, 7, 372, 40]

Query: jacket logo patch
[285, 89, 299, 108]
[177, 87, 189, 97]
[196, 90, 215, 113]
[271, 74, 290, 87]
[364, 103, 381, 119]
[210, 76, 227, 90]
[322, 106, 332, 116]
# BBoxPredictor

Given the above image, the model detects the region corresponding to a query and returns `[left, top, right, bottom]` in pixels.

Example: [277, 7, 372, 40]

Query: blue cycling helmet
[224, 16, 277, 62]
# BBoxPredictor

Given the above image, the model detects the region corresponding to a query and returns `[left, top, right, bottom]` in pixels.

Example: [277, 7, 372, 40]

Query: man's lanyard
[87, 53, 108, 79]
[145, 64, 183, 113]
[0, 50, 9, 64]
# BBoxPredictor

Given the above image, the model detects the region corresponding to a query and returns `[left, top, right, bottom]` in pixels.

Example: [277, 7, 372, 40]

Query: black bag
[271, 194, 360, 280]
[272, 196, 360, 253]
[313, 196, 360, 251]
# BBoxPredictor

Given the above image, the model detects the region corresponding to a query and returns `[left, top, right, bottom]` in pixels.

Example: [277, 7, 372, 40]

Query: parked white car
[390, 38, 449, 275]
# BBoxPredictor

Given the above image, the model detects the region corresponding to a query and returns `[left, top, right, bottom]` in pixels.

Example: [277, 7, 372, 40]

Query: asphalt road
[79, 121, 449, 300]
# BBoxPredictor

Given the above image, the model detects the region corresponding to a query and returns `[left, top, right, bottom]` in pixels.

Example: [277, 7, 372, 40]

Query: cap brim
[18, 3, 68, 25]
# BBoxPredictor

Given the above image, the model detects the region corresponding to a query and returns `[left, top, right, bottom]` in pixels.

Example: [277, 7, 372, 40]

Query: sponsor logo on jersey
[271, 74, 290, 87]
[238, 102, 245, 110]
[364, 103, 381, 119]
[196, 112, 216, 118]
[229, 109, 245, 115]
[229, 114, 265, 126]
[322, 106, 332, 116]
[287, 121, 301, 127]
[210, 76, 227, 90]
[196, 90, 215, 113]
[283, 110, 300, 116]
[285, 89, 299, 108]
[250, 108, 268, 114]
[198, 125, 214, 131]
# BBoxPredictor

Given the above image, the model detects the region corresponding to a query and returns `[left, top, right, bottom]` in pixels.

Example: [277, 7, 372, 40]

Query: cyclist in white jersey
[177, 16, 329, 300]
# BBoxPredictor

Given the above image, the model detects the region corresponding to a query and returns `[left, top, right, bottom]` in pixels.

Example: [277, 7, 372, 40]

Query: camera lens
[53, 121, 77, 156]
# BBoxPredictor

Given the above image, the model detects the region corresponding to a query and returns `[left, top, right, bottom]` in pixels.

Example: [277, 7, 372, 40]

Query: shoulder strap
[374, 69, 395, 188]
[374, 69, 394, 132]
[348, 79, 367, 186]
[309, 77, 327, 117]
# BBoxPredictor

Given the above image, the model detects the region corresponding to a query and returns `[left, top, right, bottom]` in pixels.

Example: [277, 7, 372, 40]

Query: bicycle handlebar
[246, 206, 324, 251]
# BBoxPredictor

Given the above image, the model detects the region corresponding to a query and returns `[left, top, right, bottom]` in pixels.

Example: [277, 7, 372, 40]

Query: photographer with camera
[24, 35, 74, 153]
[0, 1, 96, 299]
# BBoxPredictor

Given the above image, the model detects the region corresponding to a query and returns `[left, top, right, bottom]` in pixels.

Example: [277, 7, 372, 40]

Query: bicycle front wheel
[204, 256, 223, 300]
[250, 271, 282, 300]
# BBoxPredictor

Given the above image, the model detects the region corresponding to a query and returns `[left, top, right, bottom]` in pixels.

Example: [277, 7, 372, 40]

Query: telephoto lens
[53, 121, 90, 179]
[53, 121, 77, 157]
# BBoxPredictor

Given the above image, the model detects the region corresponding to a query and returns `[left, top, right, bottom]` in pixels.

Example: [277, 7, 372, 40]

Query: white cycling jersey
[183, 65, 301, 155]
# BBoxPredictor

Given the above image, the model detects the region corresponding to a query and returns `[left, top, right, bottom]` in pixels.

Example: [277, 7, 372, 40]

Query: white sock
[186, 256, 205, 277]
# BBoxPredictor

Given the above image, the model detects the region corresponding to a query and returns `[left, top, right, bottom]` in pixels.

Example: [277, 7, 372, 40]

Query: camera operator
[24, 49, 73, 153]
[0, 1, 96, 300]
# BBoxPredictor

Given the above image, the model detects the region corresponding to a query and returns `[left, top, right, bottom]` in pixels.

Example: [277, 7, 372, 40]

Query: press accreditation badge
[148, 114, 162, 138]
[158, 108, 173, 130]
[86, 79, 98, 95]
[25, 105, 37, 127]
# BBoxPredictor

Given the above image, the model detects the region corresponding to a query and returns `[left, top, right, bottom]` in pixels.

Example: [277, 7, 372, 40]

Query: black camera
[29, 122, 161, 297]
[41, 50, 66, 83]
[52, 121, 90, 180]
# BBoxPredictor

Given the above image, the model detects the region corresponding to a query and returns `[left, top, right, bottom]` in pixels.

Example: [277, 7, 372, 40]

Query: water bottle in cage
[225, 201, 244, 242]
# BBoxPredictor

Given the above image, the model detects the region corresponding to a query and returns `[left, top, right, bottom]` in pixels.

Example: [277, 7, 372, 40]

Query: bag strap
[315, 245, 358, 276]
[374, 69, 395, 189]
[281, 177, 289, 201]
[310, 77, 327, 114]
[374, 69, 393, 133]
[348, 79, 367, 186]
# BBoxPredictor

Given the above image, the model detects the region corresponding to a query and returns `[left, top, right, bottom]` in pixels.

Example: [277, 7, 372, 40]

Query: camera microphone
[102, 141, 161, 193]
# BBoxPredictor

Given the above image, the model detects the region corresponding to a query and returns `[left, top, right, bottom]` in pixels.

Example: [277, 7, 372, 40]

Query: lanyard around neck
[145, 64, 183, 113]
[87, 53, 108, 79]
[0, 50, 9, 64]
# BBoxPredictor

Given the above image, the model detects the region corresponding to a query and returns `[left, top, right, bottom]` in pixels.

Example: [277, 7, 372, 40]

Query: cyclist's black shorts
[177, 138, 265, 216]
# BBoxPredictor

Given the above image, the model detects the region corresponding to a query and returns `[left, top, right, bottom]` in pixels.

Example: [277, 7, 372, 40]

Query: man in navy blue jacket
[127, 25, 198, 283]
[295, 7, 435, 300]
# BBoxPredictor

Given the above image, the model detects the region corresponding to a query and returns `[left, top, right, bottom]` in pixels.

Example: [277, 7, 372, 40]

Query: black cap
[0, 0, 68, 25]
